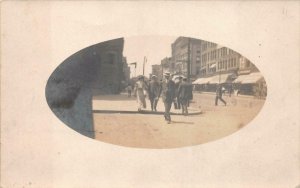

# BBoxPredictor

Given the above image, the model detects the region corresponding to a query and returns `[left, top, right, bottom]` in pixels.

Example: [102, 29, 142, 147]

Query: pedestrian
[177, 77, 191, 116]
[161, 72, 175, 124]
[148, 75, 161, 111]
[215, 84, 227, 106]
[174, 76, 182, 109]
[126, 84, 132, 97]
[134, 75, 148, 112]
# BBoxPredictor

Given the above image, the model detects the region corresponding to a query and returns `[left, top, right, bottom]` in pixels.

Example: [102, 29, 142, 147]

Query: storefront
[233, 72, 266, 97]
[192, 73, 235, 92]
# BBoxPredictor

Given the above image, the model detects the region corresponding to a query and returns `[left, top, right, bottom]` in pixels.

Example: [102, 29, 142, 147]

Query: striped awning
[193, 73, 231, 84]
[234, 72, 263, 84]
[192, 77, 212, 84]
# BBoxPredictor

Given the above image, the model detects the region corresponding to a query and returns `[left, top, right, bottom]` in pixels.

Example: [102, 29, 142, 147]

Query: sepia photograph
[1, 1, 299, 187]
[46, 36, 267, 148]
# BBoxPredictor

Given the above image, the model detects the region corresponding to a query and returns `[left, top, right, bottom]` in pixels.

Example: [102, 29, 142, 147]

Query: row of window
[201, 41, 217, 51]
[175, 53, 188, 62]
[217, 58, 238, 70]
[201, 47, 238, 64]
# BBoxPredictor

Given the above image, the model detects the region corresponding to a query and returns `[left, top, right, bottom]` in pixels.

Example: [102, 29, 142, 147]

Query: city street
[92, 92, 265, 148]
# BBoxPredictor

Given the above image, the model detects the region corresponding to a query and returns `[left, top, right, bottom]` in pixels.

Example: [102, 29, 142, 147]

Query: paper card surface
[1, 1, 299, 188]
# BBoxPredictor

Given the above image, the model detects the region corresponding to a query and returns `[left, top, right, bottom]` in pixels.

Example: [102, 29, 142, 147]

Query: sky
[123, 36, 177, 78]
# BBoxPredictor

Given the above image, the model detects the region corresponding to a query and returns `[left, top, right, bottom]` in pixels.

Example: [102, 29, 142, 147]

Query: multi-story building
[199, 41, 241, 78]
[171, 37, 202, 80]
[194, 40, 266, 96]
[91, 38, 125, 94]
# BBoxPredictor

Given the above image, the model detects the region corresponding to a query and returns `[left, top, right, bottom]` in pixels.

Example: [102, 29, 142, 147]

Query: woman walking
[134, 75, 148, 112]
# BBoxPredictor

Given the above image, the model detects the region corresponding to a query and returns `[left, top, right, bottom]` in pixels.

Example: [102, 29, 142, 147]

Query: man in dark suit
[178, 77, 192, 115]
[174, 76, 182, 109]
[215, 84, 227, 106]
[161, 72, 175, 124]
[148, 75, 161, 111]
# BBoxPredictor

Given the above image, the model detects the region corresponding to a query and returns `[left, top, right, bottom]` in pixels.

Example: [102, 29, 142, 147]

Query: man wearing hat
[161, 72, 175, 123]
[174, 76, 183, 109]
[148, 75, 161, 111]
[215, 84, 227, 106]
[177, 76, 192, 115]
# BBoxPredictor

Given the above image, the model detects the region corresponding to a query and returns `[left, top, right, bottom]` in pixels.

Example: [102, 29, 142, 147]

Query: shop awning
[209, 73, 231, 84]
[193, 73, 232, 84]
[234, 72, 263, 84]
[192, 77, 212, 84]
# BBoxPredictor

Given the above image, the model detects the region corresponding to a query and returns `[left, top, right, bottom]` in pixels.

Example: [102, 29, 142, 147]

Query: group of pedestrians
[129, 72, 193, 124]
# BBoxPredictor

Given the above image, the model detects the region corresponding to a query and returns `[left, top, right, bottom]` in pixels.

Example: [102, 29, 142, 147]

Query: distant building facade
[171, 37, 202, 80]
[91, 38, 125, 94]
[194, 40, 265, 97]
[199, 41, 241, 78]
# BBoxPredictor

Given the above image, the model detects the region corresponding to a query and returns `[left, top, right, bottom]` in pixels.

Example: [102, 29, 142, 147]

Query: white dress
[134, 81, 147, 109]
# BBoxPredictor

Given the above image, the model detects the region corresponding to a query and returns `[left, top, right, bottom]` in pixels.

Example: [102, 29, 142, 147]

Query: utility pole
[187, 38, 191, 82]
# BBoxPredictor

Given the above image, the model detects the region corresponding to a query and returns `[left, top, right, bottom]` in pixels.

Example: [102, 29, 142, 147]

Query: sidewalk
[92, 93, 202, 115]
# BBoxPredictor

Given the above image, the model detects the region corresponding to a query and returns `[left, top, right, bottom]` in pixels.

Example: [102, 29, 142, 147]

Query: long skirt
[136, 89, 146, 109]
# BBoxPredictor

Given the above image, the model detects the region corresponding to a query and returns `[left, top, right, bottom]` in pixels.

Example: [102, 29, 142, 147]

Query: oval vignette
[45, 36, 267, 149]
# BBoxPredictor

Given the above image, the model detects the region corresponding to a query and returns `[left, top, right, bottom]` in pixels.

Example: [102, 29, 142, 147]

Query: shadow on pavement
[93, 109, 202, 116]
[171, 121, 194, 124]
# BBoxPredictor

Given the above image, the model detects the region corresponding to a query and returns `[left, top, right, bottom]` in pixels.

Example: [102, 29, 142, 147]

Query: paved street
[92, 92, 265, 148]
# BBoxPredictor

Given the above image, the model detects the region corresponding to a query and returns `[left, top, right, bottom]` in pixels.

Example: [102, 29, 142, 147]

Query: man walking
[174, 76, 182, 109]
[215, 84, 227, 106]
[161, 72, 175, 124]
[177, 77, 191, 116]
[148, 75, 161, 111]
